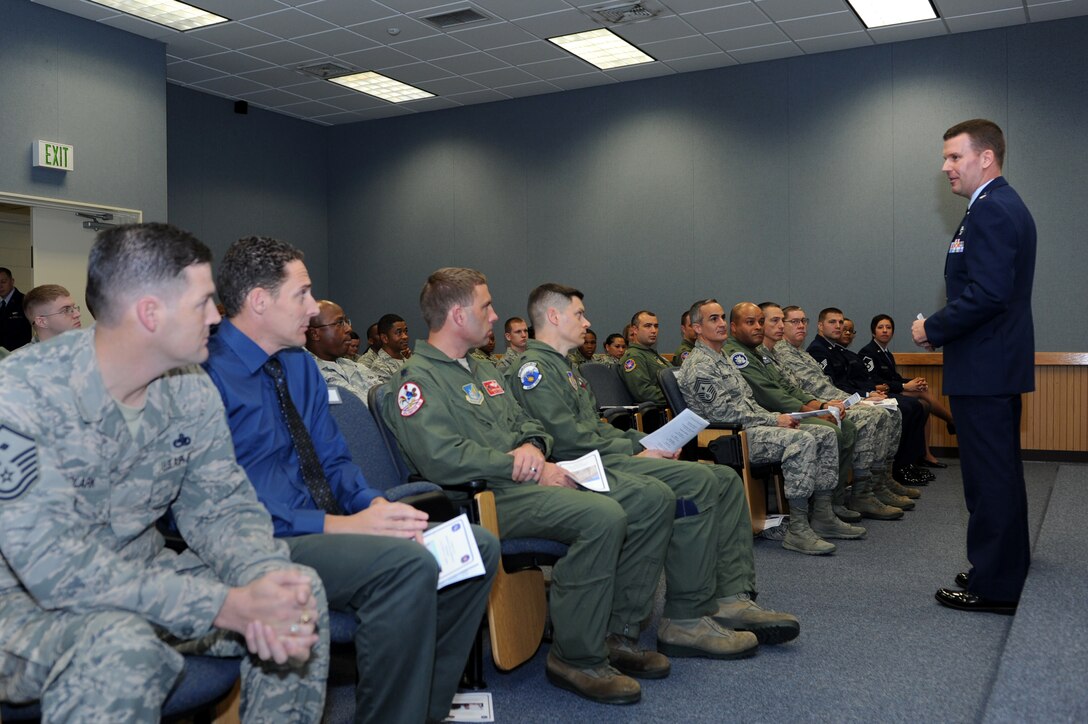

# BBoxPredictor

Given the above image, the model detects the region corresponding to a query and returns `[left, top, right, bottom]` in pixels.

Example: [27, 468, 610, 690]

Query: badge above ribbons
[0, 425, 38, 500]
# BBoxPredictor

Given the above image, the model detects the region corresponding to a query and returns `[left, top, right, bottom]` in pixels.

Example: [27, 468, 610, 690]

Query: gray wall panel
[0, 0, 166, 219]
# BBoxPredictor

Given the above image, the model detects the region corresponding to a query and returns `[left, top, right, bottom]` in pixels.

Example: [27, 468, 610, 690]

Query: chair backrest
[368, 383, 420, 474]
[328, 386, 409, 492]
[580, 362, 637, 408]
[657, 367, 688, 416]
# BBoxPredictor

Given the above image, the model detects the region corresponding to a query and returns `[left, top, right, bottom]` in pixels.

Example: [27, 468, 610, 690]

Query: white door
[30, 206, 141, 324]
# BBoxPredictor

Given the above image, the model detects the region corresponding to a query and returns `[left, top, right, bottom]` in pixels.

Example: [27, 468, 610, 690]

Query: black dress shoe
[908, 464, 936, 482]
[895, 469, 929, 487]
[954, 571, 970, 588]
[919, 459, 948, 469]
[935, 587, 1017, 615]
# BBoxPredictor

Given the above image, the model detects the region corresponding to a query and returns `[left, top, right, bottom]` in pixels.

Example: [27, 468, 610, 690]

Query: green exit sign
[33, 140, 74, 171]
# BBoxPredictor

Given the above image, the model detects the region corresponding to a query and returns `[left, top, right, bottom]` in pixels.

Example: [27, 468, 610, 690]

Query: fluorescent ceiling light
[548, 28, 655, 70]
[328, 72, 434, 103]
[847, 0, 937, 28]
[89, 0, 228, 31]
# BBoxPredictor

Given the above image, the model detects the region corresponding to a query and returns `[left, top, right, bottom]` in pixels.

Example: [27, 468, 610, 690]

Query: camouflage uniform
[469, 348, 501, 365]
[566, 350, 615, 368]
[677, 341, 837, 499]
[769, 341, 902, 471]
[306, 349, 382, 404]
[619, 344, 670, 406]
[367, 348, 407, 384]
[494, 348, 523, 371]
[358, 347, 378, 368]
[0, 329, 328, 722]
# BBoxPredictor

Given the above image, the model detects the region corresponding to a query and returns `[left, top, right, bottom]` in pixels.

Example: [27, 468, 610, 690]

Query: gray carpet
[326, 461, 1078, 723]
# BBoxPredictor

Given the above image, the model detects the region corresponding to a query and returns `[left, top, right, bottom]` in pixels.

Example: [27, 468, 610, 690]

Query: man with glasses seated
[23, 284, 82, 343]
[305, 299, 382, 404]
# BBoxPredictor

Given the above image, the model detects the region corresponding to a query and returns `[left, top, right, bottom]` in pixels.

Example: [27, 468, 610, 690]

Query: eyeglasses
[310, 317, 351, 330]
[39, 304, 81, 318]
[784, 318, 809, 325]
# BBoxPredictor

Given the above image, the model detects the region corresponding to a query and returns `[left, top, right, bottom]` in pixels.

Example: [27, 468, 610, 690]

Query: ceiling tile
[192, 75, 269, 96]
[606, 62, 676, 82]
[98, 13, 175, 40]
[300, 0, 398, 26]
[190, 23, 280, 49]
[706, 22, 789, 50]
[728, 40, 803, 62]
[487, 40, 569, 65]
[309, 110, 367, 124]
[400, 96, 462, 111]
[196, 51, 275, 75]
[239, 65, 315, 87]
[324, 92, 390, 111]
[353, 105, 414, 121]
[500, 80, 562, 97]
[663, 52, 737, 72]
[944, 7, 1027, 30]
[613, 16, 702, 44]
[795, 30, 873, 54]
[681, 3, 770, 33]
[445, 88, 511, 104]
[389, 33, 476, 60]
[1028, 0, 1088, 21]
[865, 18, 948, 43]
[164, 33, 228, 58]
[755, 0, 847, 22]
[464, 66, 538, 87]
[282, 80, 359, 100]
[165, 61, 227, 85]
[30, 0, 116, 22]
[547, 73, 617, 90]
[236, 87, 309, 106]
[243, 8, 338, 39]
[662, 0, 740, 12]
[242, 41, 326, 65]
[374, 0, 455, 12]
[430, 51, 510, 75]
[448, 20, 539, 49]
[513, 9, 597, 38]
[417, 75, 488, 95]
[274, 98, 345, 116]
[350, 16, 438, 45]
[639, 34, 721, 61]
[337, 45, 417, 70]
[195, 0, 287, 22]
[935, 0, 1022, 14]
[520, 56, 592, 80]
[378, 61, 451, 83]
[292, 28, 377, 56]
[778, 11, 864, 40]
[473, 0, 570, 21]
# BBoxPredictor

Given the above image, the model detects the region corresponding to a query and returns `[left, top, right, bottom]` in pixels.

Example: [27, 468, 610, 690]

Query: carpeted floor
[326, 460, 1076, 723]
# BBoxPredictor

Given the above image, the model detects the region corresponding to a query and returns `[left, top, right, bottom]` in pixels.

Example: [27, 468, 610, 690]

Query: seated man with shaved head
[305, 300, 382, 404]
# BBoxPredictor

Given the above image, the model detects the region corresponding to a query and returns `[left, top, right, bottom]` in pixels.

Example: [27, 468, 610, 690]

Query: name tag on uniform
[328, 388, 343, 404]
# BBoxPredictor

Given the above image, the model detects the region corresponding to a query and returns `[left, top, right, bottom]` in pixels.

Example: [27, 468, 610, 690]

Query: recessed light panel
[89, 0, 228, 31]
[848, 0, 938, 28]
[548, 28, 655, 70]
[328, 72, 434, 103]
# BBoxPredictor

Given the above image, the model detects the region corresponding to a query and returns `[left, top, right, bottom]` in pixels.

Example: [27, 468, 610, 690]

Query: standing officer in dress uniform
[912, 119, 1036, 615]
[0, 224, 327, 721]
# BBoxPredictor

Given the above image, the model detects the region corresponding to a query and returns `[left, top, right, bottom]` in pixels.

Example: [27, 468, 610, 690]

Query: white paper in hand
[423, 514, 487, 589]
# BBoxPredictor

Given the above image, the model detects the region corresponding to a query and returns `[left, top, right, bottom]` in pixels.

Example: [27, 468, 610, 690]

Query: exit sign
[33, 140, 74, 171]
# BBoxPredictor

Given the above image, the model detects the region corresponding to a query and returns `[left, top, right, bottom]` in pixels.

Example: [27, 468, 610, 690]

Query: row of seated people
[611, 302, 957, 555]
[0, 225, 803, 721]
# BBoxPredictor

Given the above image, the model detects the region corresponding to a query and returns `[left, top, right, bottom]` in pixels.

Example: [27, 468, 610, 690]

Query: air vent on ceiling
[588, 2, 660, 25]
[297, 62, 355, 80]
[421, 8, 489, 29]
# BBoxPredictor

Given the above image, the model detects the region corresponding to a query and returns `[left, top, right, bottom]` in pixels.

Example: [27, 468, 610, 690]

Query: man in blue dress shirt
[203, 235, 498, 723]
[912, 119, 1037, 614]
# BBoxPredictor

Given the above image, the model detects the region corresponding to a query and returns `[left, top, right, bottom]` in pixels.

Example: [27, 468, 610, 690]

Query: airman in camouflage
[678, 300, 865, 556]
[305, 300, 382, 403]
[0, 224, 327, 722]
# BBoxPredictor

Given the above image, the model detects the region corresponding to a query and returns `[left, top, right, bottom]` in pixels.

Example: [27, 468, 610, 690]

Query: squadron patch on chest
[519, 362, 542, 390]
[0, 425, 38, 500]
[463, 383, 484, 405]
[482, 379, 505, 396]
[398, 382, 424, 417]
[730, 352, 749, 369]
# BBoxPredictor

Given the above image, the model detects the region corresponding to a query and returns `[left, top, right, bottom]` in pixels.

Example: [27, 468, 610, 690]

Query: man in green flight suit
[620, 310, 670, 406]
[509, 284, 799, 656]
[672, 310, 696, 366]
[381, 268, 674, 706]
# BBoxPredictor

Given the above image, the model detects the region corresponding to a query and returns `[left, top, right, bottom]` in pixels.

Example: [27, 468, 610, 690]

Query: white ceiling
[31, 0, 1088, 125]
